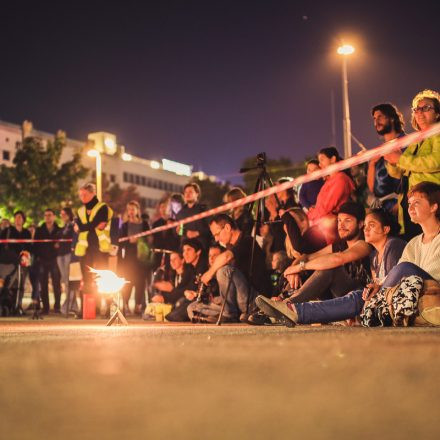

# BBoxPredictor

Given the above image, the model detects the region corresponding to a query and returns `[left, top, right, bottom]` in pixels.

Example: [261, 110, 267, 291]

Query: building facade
[0, 120, 192, 217]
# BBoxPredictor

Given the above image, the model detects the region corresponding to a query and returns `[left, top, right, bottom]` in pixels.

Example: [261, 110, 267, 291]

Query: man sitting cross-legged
[256, 208, 406, 326]
[277, 202, 372, 306]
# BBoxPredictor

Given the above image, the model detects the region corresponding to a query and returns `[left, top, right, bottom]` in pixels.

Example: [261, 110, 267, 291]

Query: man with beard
[367, 103, 405, 213]
[279, 202, 372, 303]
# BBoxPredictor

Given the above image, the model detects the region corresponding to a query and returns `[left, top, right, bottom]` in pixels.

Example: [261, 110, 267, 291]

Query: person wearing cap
[276, 202, 372, 304]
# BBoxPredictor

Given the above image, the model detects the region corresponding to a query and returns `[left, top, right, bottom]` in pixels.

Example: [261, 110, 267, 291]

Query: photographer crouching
[190, 214, 272, 323]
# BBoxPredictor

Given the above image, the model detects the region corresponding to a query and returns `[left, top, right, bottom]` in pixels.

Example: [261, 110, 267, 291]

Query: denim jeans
[216, 265, 253, 319]
[290, 266, 364, 303]
[295, 290, 364, 324]
[294, 262, 434, 325]
[57, 253, 71, 289]
[382, 262, 433, 287]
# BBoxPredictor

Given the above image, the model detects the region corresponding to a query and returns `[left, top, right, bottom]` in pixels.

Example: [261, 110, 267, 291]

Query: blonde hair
[125, 200, 141, 222]
[411, 89, 440, 130]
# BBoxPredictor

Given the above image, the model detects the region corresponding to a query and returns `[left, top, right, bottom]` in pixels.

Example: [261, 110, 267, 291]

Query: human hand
[97, 221, 107, 231]
[184, 290, 197, 301]
[151, 294, 165, 303]
[284, 264, 301, 277]
[201, 271, 212, 285]
[186, 230, 199, 239]
[362, 283, 381, 301]
[383, 150, 401, 165]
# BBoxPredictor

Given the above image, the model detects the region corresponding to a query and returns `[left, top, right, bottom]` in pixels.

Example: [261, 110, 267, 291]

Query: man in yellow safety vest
[74, 182, 114, 316]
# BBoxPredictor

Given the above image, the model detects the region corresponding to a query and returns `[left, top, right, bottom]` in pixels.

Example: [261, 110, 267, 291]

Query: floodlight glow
[162, 158, 192, 176]
[104, 137, 116, 149]
[121, 153, 132, 161]
[337, 44, 355, 55]
[150, 160, 161, 169]
[89, 268, 127, 294]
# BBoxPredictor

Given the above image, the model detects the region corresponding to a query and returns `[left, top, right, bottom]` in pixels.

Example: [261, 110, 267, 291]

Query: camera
[195, 274, 210, 304]
[256, 152, 267, 166]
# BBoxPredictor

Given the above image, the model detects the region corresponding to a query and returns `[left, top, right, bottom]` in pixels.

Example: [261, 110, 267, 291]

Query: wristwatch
[299, 260, 306, 272]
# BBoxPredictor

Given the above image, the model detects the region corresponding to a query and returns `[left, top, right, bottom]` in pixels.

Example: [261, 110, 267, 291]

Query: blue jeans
[295, 262, 433, 325]
[382, 262, 433, 287]
[295, 290, 364, 324]
[216, 265, 253, 319]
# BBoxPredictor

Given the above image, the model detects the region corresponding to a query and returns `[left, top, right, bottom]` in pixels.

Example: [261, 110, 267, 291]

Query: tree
[102, 178, 143, 217]
[0, 134, 88, 222]
[240, 155, 308, 195]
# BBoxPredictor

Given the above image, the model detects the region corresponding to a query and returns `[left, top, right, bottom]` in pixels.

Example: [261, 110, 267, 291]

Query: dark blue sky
[1, 1, 439, 183]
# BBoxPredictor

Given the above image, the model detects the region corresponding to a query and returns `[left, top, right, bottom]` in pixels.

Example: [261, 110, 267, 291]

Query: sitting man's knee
[216, 265, 234, 282]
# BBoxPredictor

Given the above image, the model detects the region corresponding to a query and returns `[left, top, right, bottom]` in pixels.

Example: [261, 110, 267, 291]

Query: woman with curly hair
[385, 89, 440, 239]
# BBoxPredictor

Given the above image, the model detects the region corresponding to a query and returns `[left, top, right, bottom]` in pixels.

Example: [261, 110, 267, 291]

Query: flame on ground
[89, 268, 127, 294]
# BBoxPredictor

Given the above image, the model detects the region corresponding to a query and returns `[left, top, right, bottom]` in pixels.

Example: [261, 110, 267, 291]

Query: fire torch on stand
[89, 268, 129, 326]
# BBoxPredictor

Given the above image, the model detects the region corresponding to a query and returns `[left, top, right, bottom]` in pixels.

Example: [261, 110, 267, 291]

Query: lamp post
[87, 149, 102, 200]
[337, 44, 355, 158]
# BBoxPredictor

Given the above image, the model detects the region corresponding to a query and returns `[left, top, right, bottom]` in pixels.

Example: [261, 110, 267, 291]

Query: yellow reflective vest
[74, 202, 113, 257]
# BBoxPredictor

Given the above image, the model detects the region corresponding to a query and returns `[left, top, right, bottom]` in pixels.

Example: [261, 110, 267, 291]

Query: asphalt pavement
[1, 318, 439, 440]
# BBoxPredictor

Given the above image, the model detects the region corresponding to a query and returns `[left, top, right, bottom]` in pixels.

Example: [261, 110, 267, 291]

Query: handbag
[361, 275, 423, 327]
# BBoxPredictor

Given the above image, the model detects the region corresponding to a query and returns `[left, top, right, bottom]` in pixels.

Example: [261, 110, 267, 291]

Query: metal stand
[106, 292, 128, 326]
[240, 153, 281, 314]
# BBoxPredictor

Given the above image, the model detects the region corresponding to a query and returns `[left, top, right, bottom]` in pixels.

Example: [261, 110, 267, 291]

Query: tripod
[218, 153, 282, 322]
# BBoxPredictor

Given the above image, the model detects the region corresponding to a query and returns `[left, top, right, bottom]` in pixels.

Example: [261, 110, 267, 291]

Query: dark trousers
[39, 260, 61, 311]
[80, 250, 109, 314]
[120, 259, 147, 307]
[290, 266, 363, 304]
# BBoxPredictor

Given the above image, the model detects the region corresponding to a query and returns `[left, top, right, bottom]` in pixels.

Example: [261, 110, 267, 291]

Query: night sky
[1, 0, 439, 183]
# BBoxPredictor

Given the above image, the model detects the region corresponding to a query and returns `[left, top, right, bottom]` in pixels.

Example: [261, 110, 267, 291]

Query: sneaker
[255, 296, 298, 327]
[247, 311, 272, 326]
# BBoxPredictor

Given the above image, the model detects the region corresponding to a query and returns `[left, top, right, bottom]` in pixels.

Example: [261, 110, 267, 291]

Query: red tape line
[118, 122, 440, 242]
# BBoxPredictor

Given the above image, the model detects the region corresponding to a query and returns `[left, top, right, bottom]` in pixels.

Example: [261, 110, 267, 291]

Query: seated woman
[256, 207, 406, 326]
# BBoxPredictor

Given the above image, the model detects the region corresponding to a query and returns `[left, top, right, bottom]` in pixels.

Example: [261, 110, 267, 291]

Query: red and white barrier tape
[1, 123, 439, 245]
[119, 122, 440, 242]
[0, 238, 72, 243]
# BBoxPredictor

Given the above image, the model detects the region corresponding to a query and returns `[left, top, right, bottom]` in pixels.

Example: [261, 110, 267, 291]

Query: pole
[95, 152, 102, 200]
[341, 56, 352, 158]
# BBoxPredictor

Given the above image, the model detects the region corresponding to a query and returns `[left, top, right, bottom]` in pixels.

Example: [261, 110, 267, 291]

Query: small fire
[89, 268, 127, 294]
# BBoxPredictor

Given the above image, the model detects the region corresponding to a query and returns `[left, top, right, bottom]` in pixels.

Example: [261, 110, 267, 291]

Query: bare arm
[367, 158, 379, 194]
[201, 250, 234, 284]
[285, 241, 371, 275]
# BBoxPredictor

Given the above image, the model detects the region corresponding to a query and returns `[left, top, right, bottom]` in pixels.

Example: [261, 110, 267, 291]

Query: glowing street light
[87, 149, 102, 200]
[337, 43, 355, 158]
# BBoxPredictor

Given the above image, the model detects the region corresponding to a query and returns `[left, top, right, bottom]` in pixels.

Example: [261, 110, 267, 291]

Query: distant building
[0, 120, 192, 217]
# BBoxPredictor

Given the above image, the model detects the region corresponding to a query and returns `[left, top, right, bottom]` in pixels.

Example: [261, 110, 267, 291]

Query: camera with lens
[256, 152, 267, 166]
[195, 274, 211, 304]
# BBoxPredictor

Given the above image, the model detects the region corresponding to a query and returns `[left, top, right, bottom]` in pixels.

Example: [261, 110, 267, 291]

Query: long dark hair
[366, 208, 400, 236]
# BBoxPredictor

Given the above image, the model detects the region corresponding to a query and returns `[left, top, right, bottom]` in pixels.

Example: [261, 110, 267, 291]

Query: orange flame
[89, 268, 127, 294]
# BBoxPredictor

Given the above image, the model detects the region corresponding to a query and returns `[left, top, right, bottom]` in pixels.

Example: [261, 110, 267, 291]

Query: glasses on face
[212, 225, 225, 239]
[412, 105, 434, 114]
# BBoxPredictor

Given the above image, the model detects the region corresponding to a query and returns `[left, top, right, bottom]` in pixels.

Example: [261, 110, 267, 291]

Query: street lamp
[337, 43, 355, 158]
[87, 149, 102, 200]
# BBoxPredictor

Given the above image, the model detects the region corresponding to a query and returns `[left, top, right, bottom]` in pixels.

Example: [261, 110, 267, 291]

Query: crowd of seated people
[1, 89, 439, 326]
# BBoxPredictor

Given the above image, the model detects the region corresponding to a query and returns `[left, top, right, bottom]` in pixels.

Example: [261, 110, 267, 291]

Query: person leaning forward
[74, 182, 114, 316]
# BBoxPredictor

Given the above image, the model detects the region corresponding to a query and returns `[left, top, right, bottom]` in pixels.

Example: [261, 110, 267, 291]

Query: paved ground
[1, 317, 439, 440]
